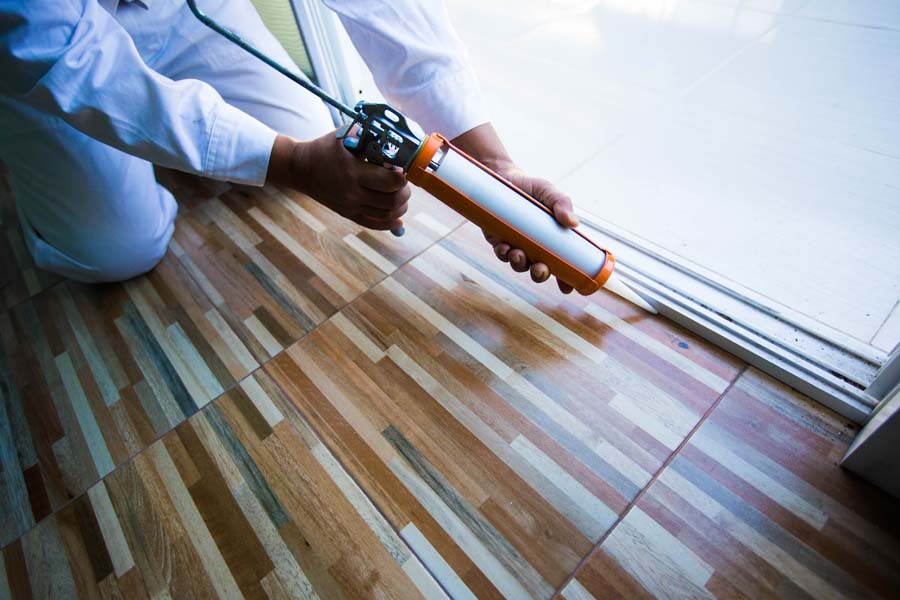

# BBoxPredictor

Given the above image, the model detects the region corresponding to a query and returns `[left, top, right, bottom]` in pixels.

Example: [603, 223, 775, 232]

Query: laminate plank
[0, 376, 33, 544]
[55, 353, 115, 479]
[86, 483, 133, 579]
[401, 522, 477, 600]
[2, 541, 31, 600]
[150, 441, 246, 600]
[0, 169, 61, 311]
[0, 178, 462, 547]
[561, 549, 653, 600]
[55, 498, 109, 599]
[568, 368, 900, 599]
[21, 519, 77, 599]
[0, 553, 8, 600]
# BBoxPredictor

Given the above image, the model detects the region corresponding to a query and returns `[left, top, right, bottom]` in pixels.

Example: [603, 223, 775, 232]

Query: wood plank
[86, 482, 134, 578]
[0, 180, 61, 311]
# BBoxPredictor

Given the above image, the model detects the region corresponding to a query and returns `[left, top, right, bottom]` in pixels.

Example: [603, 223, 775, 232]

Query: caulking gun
[186, 0, 656, 313]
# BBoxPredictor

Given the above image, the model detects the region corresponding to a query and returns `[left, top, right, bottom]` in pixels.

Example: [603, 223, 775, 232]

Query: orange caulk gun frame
[406, 134, 616, 296]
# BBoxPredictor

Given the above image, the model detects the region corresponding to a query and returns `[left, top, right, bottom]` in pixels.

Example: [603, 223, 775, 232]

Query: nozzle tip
[603, 273, 658, 314]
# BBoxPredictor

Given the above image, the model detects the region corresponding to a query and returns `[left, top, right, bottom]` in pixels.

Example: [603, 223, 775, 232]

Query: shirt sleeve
[321, 0, 489, 140]
[0, 0, 276, 185]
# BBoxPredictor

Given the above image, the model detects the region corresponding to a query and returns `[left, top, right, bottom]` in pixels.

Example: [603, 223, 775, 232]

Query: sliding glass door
[282, 0, 899, 422]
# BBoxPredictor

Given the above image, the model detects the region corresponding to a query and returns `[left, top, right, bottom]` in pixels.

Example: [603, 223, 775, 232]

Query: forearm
[2, 0, 275, 185]
[450, 123, 515, 172]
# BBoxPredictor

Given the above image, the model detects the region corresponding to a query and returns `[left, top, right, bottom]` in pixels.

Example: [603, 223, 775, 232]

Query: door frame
[288, 0, 382, 126]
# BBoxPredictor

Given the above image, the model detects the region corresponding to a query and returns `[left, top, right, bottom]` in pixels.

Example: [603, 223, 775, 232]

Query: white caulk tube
[406, 135, 656, 313]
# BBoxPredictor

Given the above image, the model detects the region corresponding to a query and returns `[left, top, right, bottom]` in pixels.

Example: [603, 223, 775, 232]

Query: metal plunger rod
[185, 0, 357, 118]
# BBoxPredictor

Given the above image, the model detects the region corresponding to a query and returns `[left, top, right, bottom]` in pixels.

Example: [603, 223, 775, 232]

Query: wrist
[450, 122, 516, 173]
[266, 134, 303, 188]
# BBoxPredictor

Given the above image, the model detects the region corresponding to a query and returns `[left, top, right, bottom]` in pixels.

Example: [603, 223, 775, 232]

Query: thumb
[531, 181, 579, 229]
[508, 170, 580, 229]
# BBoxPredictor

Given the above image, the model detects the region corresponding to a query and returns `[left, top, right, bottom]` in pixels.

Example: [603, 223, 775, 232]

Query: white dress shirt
[0, 0, 488, 186]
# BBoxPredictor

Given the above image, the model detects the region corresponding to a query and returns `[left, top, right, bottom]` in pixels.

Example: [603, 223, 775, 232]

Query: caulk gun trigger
[335, 122, 354, 139]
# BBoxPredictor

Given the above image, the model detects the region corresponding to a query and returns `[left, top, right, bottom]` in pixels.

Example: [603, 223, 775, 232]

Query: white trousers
[0, 0, 332, 282]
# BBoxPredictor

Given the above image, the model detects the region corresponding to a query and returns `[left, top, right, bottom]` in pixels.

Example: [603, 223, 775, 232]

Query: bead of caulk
[602, 272, 658, 314]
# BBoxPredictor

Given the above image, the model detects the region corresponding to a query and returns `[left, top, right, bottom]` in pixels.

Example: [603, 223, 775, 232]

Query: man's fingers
[363, 200, 409, 221]
[530, 263, 550, 283]
[508, 249, 530, 272]
[551, 193, 579, 228]
[355, 215, 404, 231]
[493, 242, 511, 262]
[358, 162, 408, 193]
[524, 177, 580, 229]
[359, 184, 411, 210]
[557, 278, 574, 294]
[484, 231, 502, 245]
[484, 229, 571, 291]
[537, 185, 579, 228]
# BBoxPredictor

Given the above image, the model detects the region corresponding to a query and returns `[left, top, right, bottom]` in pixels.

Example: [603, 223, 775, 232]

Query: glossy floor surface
[2, 174, 899, 598]
[445, 0, 900, 354]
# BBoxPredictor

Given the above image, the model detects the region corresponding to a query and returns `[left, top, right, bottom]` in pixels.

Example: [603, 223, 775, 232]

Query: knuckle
[391, 188, 410, 207]
[557, 196, 574, 210]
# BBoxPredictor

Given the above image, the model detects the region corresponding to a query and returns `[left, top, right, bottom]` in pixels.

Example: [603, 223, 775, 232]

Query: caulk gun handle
[341, 137, 406, 237]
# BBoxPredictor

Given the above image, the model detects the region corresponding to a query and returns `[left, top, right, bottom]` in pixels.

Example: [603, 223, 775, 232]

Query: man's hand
[267, 131, 410, 231]
[452, 123, 578, 294]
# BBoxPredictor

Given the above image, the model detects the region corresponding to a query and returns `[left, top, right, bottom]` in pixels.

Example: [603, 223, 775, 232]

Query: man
[0, 0, 578, 292]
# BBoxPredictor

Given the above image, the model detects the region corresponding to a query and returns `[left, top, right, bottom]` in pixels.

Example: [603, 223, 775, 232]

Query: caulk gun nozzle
[602, 272, 658, 314]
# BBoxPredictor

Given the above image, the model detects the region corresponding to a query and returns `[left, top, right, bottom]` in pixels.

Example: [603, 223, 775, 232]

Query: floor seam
[0, 276, 66, 318]
[869, 297, 900, 346]
[550, 364, 749, 598]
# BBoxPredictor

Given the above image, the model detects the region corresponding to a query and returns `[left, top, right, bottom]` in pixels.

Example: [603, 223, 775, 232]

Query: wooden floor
[1, 175, 898, 598]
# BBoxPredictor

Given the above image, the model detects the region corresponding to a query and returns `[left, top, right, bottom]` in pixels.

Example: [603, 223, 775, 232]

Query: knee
[32, 220, 175, 284]
[23, 186, 178, 284]
[85, 233, 172, 283]
[80, 196, 177, 282]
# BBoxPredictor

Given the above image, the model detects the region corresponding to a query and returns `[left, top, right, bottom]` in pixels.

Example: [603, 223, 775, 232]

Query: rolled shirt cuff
[204, 102, 278, 186]
[402, 66, 490, 141]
